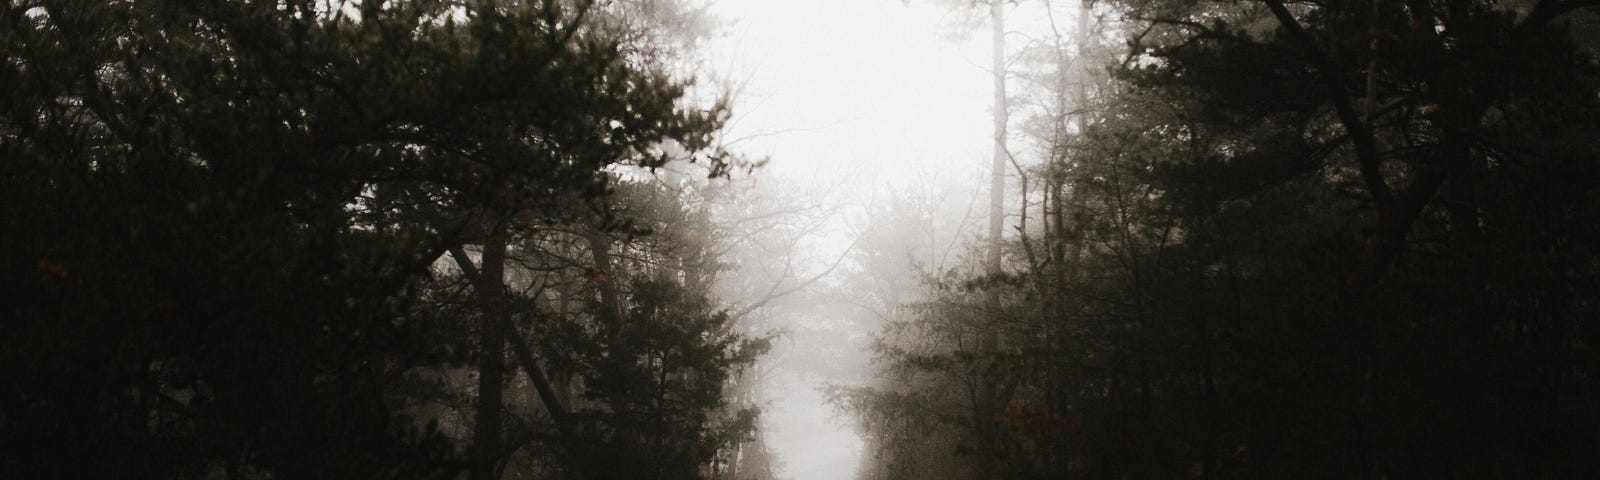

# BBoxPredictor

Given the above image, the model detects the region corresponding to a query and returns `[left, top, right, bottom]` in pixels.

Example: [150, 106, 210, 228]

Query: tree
[0, 1, 748, 478]
[850, 1, 1600, 478]
[1104, 1, 1600, 475]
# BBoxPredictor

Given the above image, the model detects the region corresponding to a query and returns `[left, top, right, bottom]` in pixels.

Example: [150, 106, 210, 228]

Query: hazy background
[704, 2, 992, 479]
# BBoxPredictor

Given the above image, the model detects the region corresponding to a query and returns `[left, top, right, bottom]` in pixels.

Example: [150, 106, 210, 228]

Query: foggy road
[6, 1, 1597, 479]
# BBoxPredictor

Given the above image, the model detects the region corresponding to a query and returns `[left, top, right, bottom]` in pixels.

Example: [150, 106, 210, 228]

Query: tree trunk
[586, 228, 624, 344]
[987, 0, 1008, 279]
[470, 227, 509, 480]
[584, 223, 638, 447]
[977, 1, 1008, 477]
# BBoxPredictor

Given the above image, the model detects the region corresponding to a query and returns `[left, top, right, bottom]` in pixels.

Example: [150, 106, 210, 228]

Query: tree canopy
[843, 1, 1600, 478]
[2, 1, 765, 478]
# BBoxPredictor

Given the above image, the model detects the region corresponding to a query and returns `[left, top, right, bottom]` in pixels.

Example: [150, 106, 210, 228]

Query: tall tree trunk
[987, 0, 1008, 280]
[470, 227, 509, 480]
[978, 0, 1008, 477]
[1067, 0, 1092, 271]
[452, 239, 579, 476]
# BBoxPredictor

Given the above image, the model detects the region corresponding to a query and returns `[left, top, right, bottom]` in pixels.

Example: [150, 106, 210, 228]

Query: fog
[703, 2, 993, 478]
[7, 1, 1597, 479]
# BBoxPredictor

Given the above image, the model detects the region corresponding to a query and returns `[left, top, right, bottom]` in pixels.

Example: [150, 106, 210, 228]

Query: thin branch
[729, 231, 865, 322]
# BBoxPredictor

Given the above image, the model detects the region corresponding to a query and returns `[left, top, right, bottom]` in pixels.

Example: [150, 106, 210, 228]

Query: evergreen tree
[1, 1, 753, 478]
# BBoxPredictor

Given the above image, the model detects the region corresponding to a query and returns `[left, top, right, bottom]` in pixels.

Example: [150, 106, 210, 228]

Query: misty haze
[5, 1, 1600, 479]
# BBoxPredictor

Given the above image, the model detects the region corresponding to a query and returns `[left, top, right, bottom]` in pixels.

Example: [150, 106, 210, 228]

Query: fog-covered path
[703, 1, 992, 478]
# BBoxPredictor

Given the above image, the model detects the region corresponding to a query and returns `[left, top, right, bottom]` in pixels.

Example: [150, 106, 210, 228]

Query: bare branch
[729, 231, 865, 322]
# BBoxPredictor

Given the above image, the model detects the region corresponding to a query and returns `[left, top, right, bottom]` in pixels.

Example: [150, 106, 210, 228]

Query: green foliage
[563, 276, 768, 479]
[1, 1, 750, 478]
[848, 2, 1600, 479]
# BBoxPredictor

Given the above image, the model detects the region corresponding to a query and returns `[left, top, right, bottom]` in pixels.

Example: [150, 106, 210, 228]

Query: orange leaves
[37, 258, 69, 282]
[998, 404, 1081, 436]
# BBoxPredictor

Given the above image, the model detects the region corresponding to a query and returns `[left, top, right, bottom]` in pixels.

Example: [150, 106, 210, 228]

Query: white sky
[710, 0, 994, 190]
[702, 1, 998, 479]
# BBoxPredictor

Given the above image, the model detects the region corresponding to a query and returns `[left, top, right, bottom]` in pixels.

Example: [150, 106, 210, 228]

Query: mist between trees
[3, 1, 1599, 480]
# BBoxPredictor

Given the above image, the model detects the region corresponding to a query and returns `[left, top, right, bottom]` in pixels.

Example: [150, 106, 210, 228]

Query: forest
[2, 1, 1598, 479]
